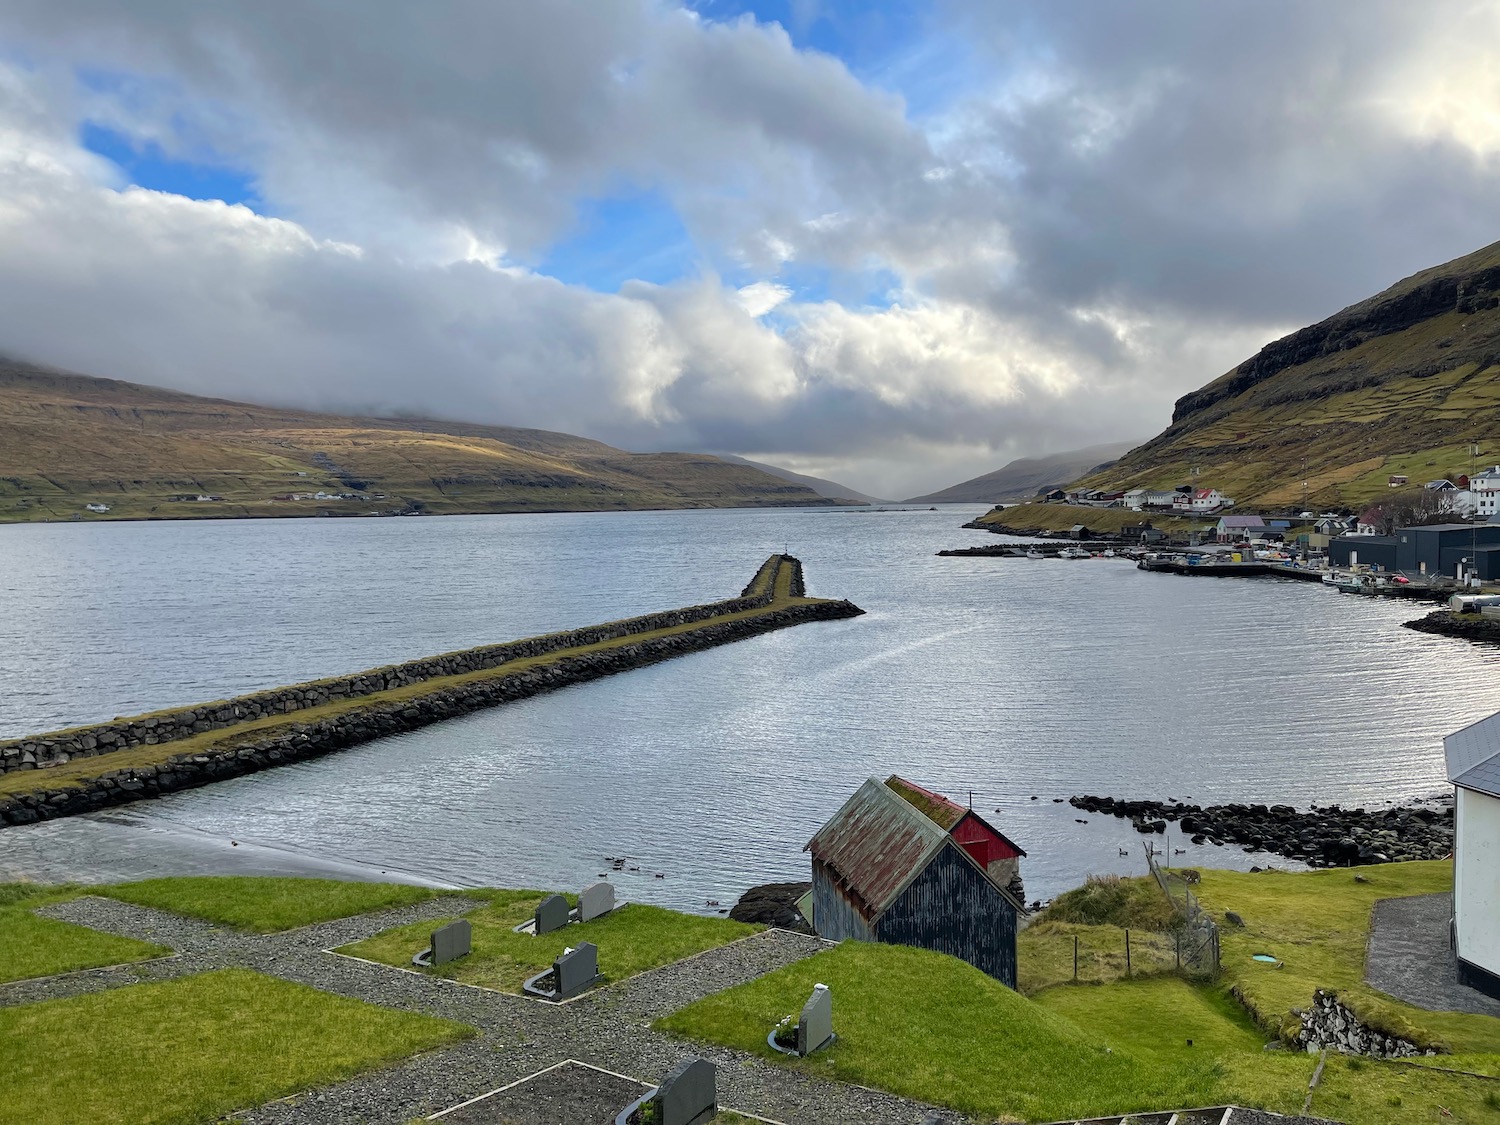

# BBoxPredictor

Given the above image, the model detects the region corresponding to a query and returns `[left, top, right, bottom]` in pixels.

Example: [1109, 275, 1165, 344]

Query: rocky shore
[1070, 794, 1453, 866]
[0, 596, 862, 828]
[729, 882, 815, 934]
[1404, 608, 1500, 645]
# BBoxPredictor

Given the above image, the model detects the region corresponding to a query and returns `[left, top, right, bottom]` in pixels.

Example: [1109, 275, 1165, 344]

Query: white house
[1172, 488, 1231, 513]
[1123, 489, 1180, 511]
[1446, 712, 1500, 1000]
[1471, 467, 1500, 519]
[84, 502, 111, 513]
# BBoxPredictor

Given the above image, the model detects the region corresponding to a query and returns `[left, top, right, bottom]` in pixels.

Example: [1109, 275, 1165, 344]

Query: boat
[1057, 546, 1092, 559]
[1102, 549, 1116, 558]
[1025, 549, 1046, 560]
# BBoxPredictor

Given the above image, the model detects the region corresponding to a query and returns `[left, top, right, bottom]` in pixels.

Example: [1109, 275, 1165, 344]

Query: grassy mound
[341, 892, 758, 993]
[1037, 873, 1179, 930]
[656, 940, 1215, 1122]
[0, 968, 470, 1125]
[0, 884, 167, 984]
[103, 877, 440, 933]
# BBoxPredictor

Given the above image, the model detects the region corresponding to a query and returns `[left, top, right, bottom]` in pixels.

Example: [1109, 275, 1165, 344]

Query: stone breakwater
[0, 557, 863, 827]
[2, 554, 793, 776]
[1070, 795, 1453, 867]
[1404, 609, 1500, 645]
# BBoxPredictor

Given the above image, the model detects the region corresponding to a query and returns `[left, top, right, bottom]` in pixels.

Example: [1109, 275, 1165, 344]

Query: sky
[1, 2, 1499, 497]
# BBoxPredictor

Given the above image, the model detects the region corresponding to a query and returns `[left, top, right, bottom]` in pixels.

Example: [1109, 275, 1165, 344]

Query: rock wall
[1404, 609, 1500, 646]
[0, 592, 862, 827]
[2, 554, 789, 776]
[1294, 990, 1433, 1059]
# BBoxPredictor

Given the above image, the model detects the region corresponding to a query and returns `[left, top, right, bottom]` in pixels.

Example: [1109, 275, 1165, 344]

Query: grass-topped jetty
[0, 554, 861, 827]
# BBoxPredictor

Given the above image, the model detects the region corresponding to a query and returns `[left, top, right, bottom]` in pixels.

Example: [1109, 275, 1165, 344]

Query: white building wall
[1456, 786, 1500, 977]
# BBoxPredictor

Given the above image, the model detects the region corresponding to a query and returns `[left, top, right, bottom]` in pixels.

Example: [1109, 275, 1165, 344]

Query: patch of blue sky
[80, 122, 261, 210]
[535, 189, 700, 291]
[687, 0, 980, 119]
[771, 260, 905, 310]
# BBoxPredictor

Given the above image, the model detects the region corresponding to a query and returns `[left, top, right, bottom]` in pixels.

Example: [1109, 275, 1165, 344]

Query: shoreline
[1070, 793, 1455, 867]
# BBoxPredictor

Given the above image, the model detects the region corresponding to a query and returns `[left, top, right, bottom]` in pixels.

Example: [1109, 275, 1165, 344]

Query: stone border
[429, 1059, 788, 1125]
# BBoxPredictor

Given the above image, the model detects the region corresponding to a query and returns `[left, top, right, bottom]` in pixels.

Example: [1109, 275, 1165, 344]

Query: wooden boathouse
[805, 776, 1025, 987]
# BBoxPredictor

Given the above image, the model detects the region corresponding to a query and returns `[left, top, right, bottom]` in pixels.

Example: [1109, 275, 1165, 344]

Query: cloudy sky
[1, 1, 1498, 496]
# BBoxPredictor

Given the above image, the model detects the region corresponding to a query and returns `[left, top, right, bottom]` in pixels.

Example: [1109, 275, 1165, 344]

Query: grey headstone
[656, 1056, 716, 1125]
[578, 881, 615, 922]
[798, 982, 833, 1055]
[429, 919, 472, 967]
[535, 893, 570, 934]
[553, 941, 599, 999]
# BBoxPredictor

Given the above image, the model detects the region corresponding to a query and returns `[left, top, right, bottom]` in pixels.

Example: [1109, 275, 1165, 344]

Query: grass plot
[341, 891, 759, 993]
[103, 876, 440, 933]
[0, 968, 470, 1125]
[0, 883, 167, 984]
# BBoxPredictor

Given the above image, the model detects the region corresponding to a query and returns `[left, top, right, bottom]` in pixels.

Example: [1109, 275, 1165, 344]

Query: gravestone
[797, 982, 833, 1055]
[553, 942, 600, 999]
[578, 881, 615, 922]
[655, 1056, 716, 1125]
[535, 893, 570, 934]
[429, 919, 472, 967]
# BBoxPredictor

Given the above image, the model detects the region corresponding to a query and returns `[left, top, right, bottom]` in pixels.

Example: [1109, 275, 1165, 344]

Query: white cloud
[1, 2, 1500, 495]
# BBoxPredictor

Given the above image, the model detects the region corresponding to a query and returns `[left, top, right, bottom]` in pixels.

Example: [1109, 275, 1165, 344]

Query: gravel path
[14, 898, 969, 1125]
[1365, 892, 1500, 1017]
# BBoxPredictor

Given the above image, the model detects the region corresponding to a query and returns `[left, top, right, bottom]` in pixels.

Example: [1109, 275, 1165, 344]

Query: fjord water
[3, 507, 1496, 901]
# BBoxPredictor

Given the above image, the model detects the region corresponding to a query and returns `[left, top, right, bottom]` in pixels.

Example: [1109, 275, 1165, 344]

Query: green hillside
[0, 358, 838, 522]
[1072, 240, 1500, 509]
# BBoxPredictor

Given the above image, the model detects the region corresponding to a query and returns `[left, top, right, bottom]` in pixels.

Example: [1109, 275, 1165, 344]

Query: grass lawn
[1040, 976, 1500, 1125]
[0, 968, 470, 1125]
[655, 940, 1216, 1123]
[1194, 862, 1500, 1054]
[102, 876, 441, 933]
[340, 892, 759, 992]
[1018, 919, 1180, 994]
[0, 884, 168, 984]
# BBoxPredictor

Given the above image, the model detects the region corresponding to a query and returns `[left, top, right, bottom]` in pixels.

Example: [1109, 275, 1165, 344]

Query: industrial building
[1328, 523, 1500, 580]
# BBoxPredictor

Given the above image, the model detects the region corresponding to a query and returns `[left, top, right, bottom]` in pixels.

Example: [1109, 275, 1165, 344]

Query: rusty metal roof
[805, 777, 947, 917]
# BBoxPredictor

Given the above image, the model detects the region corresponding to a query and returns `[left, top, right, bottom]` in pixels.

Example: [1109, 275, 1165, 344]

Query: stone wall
[1, 554, 790, 776]
[1293, 990, 1434, 1059]
[0, 596, 861, 827]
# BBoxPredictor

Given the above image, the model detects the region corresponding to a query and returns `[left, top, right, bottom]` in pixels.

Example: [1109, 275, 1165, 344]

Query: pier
[0, 555, 862, 826]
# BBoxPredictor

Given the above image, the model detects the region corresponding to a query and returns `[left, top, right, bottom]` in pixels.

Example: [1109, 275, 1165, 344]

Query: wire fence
[1145, 841, 1221, 978]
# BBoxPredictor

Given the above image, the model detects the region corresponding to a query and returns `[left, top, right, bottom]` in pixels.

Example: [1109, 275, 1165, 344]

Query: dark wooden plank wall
[811, 858, 875, 942]
[874, 840, 1017, 988]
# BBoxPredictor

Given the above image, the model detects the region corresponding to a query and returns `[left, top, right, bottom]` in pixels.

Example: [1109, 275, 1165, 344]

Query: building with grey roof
[1446, 711, 1500, 1000]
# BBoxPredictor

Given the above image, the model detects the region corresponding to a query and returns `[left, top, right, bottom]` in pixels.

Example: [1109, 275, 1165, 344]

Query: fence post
[1073, 934, 1079, 981]
[1176, 930, 1181, 970]
[1126, 928, 1132, 976]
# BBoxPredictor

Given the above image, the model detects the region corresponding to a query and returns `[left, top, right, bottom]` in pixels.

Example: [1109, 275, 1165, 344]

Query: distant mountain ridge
[0, 358, 841, 522]
[715, 454, 886, 505]
[904, 441, 1139, 504]
[1068, 238, 1500, 510]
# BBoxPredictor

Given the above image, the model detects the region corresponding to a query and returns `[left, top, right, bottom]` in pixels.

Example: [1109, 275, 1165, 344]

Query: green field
[342, 892, 758, 993]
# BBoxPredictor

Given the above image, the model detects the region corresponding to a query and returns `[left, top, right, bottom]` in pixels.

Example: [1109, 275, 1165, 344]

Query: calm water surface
[2, 507, 1495, 901]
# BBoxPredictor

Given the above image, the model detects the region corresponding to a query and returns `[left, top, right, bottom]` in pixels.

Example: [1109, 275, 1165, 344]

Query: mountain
[1064, 239, 1500, 510]
[715, 454, 886, 504]
[903, 441, 1139, 504]
[0, 358, 840, 522]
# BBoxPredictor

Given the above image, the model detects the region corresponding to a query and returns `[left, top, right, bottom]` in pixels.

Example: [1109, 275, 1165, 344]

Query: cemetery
[4, 869, 1500, 1124]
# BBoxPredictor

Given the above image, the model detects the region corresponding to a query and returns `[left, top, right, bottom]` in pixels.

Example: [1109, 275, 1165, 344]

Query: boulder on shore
[730, 881, 814, 934]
